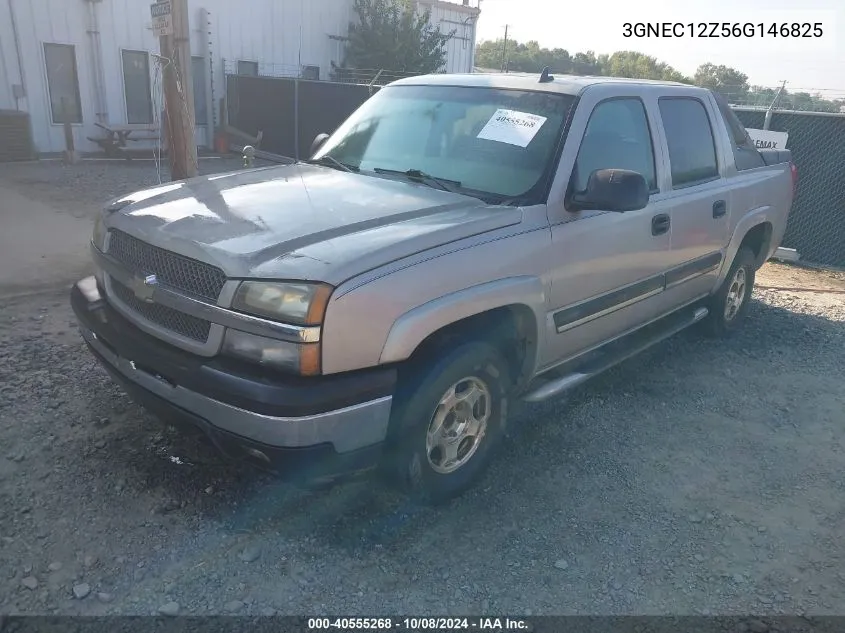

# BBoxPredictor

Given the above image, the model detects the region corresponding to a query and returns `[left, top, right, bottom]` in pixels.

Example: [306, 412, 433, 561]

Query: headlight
[222, 330, 321, 375]
[232, 281, 332, 325]
[93, 213, 107, 251]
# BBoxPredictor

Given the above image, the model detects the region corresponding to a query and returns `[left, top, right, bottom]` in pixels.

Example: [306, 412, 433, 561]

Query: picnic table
[88, 122, 160, 157]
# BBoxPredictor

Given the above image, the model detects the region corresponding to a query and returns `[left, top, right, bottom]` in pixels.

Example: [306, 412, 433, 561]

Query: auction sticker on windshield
[476, 109, 547, 147]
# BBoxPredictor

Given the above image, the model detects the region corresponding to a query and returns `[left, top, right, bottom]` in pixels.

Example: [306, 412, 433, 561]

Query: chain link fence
[222, 60, 418, 86]
[224, 73, 376, 161]
[732, 106, 845, 269]
[223, 60, 423, 160]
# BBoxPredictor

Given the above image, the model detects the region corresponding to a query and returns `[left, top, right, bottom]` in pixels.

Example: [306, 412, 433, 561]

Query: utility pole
[158, 0, 198, 180]
[764, 80, 787, 131]
[501, 25, 509, 73]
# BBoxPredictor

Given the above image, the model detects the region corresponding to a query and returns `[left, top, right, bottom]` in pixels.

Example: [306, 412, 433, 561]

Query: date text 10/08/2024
[623, 22, 824, 38]
[307, 618, 530, 631]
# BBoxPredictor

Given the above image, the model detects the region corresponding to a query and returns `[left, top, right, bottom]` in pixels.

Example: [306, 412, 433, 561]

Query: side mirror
[310, 133, 330, 157]
[570, 169, 649, 212]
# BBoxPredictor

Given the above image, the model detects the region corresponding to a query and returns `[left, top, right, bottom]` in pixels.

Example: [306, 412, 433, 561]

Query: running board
[522, 306, 709, 403]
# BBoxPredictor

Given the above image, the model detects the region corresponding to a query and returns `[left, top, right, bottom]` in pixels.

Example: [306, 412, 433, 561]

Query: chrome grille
[107, 230, 227, 301]
[110, 276, 212, 342]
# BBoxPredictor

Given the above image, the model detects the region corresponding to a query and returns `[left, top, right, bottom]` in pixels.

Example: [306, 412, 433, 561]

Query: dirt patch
[758, 261, 845, 292]
[0, 157, 264, 220]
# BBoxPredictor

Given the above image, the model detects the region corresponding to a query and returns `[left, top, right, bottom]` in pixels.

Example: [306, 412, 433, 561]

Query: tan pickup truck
[72, 70, 796, 503]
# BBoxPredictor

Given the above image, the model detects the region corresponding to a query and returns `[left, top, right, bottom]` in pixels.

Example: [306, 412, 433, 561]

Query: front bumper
[71, 277, 396, 480]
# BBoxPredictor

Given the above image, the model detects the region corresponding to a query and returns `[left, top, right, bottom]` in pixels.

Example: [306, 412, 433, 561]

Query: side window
[237, 60, 259, 77]
[121, 50, 153, 124]
[658, 97, 719, 187]
[44, 43, 83, 124]
[191, 56, 208, 125]
[573, 98, 656, 193]
[711, 90, 765, 171]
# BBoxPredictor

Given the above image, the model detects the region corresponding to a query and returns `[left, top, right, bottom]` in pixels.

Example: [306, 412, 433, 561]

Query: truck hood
[105, 163, 522, 283]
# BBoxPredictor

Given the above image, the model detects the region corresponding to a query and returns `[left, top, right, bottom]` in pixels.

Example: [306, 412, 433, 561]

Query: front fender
[379, 276, 546, 365]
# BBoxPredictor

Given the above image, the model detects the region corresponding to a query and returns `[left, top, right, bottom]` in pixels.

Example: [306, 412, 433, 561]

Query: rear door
[654, 93, 731, 301]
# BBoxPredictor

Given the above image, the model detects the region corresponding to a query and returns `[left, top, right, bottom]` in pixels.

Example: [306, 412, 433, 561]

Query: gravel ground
[1, 160, 844, 622]
[1, 262, 844, 618]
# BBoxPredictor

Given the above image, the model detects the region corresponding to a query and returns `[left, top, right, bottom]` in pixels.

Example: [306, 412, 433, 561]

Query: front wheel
[702, 246, 757, 337]
[383, 341, 511, 504]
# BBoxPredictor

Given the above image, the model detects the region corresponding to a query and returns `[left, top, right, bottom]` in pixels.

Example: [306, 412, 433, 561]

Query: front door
[541, 90, 674, 370]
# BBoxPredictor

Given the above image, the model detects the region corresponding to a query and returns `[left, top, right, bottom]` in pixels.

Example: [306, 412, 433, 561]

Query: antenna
[539, 66, 554, 83]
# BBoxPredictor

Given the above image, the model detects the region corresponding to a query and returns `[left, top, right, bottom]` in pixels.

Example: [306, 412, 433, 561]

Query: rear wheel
[702, 246, 756, 337]
[383, 341, 511, 504]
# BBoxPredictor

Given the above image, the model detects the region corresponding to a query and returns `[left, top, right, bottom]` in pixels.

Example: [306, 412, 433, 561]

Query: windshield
[312, 84, 576, 203]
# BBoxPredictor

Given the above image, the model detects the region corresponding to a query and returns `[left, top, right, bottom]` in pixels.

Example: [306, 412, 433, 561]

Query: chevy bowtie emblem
[131, 273, 158, 302]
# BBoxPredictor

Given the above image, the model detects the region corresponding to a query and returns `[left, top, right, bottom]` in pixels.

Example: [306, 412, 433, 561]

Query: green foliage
[334, 0, 455, 75]
[475, 40, 686, 81]
[692, 63, 750, 99]
[601, 51, 689, 83]
[474, 37, 841, 113]
[776, 91, 844, 113]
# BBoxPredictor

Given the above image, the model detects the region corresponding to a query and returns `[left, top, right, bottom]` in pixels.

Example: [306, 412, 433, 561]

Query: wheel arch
[718, 207, 776, 286]
[379, 276, 546, 391]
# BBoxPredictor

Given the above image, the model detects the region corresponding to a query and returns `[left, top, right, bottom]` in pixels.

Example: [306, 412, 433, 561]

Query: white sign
[476, 109, 547, 148]
[151, 1, 173, 37]
[746, 128, 789, 151]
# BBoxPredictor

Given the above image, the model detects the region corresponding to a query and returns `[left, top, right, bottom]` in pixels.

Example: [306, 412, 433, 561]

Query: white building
[0, 0, 481, 155]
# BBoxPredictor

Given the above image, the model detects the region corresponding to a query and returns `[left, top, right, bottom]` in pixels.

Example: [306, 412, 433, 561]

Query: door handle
[651, 213, 670, 236]
[713, 200, 727, 218]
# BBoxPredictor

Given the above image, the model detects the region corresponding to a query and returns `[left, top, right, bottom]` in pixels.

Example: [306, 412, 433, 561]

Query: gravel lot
[1, 161, 844, 622]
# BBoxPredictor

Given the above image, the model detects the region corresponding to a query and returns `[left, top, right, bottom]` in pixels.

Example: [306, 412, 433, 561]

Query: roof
[389, 72, 696, 96]
[417, 0, 481, 14]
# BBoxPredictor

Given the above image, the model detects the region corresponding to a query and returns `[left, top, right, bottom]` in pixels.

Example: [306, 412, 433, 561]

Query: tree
[473, 38, 844, 112]
[601, 51, 690, 83]
[693, 63, 749, 100]
[474, 40, 688, 80]
[571, 51, 601, 76]
[474, 39, 573, 73]
[334, 0, 455, 75]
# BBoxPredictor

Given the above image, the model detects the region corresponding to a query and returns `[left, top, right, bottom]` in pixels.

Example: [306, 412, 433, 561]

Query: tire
[702, 246, 756, 337]
[383, 341, 511, 504]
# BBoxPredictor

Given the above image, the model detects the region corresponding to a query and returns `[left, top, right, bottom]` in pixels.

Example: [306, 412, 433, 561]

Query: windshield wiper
[306, 156, 359, 173]
[373, 167, 461, 193]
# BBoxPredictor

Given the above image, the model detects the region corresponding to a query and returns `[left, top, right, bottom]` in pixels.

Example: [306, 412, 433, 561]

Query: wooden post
[159, 0, 198, 180]
[61, 97, 79, 164]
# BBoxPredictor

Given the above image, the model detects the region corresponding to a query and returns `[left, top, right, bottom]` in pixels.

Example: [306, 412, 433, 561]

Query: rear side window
[712, 90, 765, 171]
[658, 97, 719, 187]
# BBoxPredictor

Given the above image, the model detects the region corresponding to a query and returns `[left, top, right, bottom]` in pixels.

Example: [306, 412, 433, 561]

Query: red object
[214, 130, 229, 155]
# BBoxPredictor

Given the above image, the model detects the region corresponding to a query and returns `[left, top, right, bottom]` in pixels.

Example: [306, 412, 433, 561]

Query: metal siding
[0, 1, 16, 109]
[422, 2, 478, 73]
[4, 0, 469, 153]
[18, 0, 94, 153]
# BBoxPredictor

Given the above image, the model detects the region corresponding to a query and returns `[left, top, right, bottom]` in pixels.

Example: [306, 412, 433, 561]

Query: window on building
[122, 50, 153, 124]
[237, 60, 259, 77]
[658, 97, 720, 187]
[192, 56, 208, 125]
[301, 65, 320, 81]
[573, 98, 657, 193]
[43, 43, 82, 124]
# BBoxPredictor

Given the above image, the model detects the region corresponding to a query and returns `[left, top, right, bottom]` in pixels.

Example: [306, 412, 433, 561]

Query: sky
[473, 0, 845, 98]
